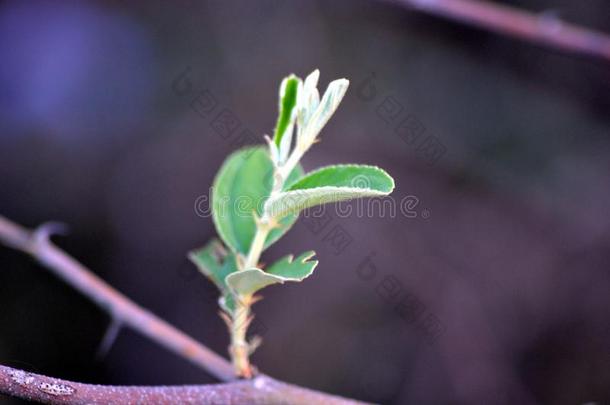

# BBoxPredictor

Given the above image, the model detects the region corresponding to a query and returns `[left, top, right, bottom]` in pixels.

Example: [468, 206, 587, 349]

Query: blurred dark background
[1, 1, 610, 404]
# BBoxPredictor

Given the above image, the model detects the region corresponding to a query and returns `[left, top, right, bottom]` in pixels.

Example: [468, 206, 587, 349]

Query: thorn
[219, 311, 233, 330]
[250, 295, 264, 305]
[248, 336, 263, 354]
[33, 222, 69, 245]
[96, 318, 122, 360]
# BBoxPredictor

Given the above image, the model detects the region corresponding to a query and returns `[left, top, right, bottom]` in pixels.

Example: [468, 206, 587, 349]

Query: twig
[390, 0, 610, 62]
[0, 215, 369, 403]
[0, 215, 235, 382]
[0, 364, 366, 405]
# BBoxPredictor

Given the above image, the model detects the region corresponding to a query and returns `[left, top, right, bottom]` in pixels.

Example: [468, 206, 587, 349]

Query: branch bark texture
[0, 364, 365, 405]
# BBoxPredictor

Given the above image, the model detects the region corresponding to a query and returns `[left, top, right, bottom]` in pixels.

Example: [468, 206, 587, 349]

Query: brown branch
[0, 215, 235, 382]
[389, 0, 610, 62]
[0, 364, 366, 405]
[0, 215, 368, 404]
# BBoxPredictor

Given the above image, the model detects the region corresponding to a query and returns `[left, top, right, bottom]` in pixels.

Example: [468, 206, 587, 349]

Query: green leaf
[188, 239, 237, 291]
[299, 78, 349, 145]
[264, 164, 394, 219]
[266, 251, 319, 279]
[212, 146, 303, 255]
[273, 75, 300, 147]
[188, 239, 239, 313]
[297, 70, 320, 128]
[225, 251, 318, 295]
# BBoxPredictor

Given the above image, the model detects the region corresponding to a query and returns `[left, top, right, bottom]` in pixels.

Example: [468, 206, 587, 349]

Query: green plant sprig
[189, 69, 395, 378]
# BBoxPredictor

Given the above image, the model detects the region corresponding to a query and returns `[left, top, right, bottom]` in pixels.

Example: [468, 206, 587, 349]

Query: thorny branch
[0, 215, 235, 383]
[0, 215, 367, 404]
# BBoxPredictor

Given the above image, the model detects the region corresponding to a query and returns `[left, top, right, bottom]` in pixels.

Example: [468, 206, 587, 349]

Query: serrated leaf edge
[266, 251, 318, 280]
[225, 252, 319, 295]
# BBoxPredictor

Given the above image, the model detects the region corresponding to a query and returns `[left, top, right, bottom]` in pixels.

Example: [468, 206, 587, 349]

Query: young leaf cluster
[189, 69, 395, 377]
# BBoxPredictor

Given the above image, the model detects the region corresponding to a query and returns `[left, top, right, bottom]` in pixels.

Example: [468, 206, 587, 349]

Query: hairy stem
[230, 295, 253, 377]
[230, 219, 271, 377]
[278, 140, 308, 182]
[244, 225, 271, 269]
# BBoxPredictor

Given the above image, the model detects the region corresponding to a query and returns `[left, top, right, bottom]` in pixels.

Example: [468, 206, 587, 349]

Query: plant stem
[278, 140, 308, 181]
[229, 137, 308, 377]
[245, 224, 270, 269]
[230, 294, 253, 377]
[230, 218, 271, 377]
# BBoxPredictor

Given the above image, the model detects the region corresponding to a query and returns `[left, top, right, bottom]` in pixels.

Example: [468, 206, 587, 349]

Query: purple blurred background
[1, 1, 610, 404]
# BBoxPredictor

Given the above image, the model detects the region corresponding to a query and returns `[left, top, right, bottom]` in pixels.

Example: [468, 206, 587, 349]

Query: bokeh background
[1, 1, 610, 404]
